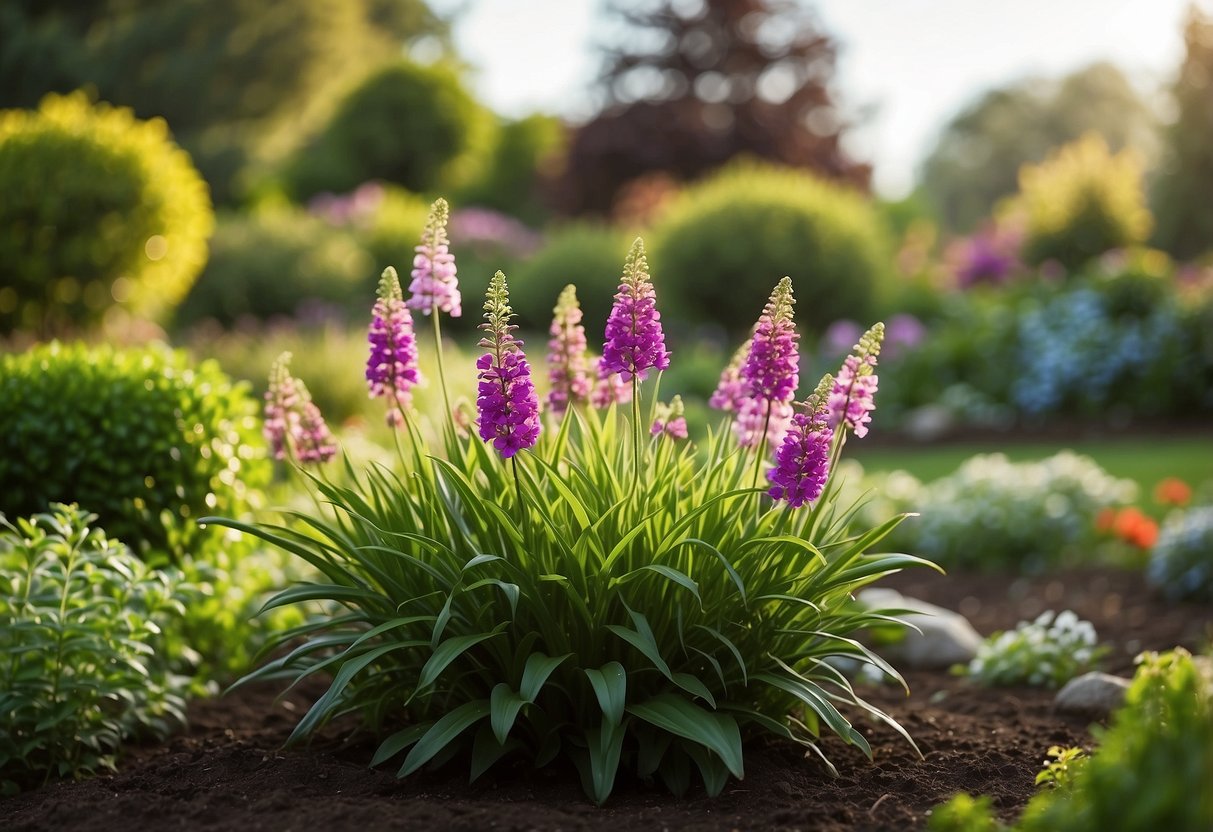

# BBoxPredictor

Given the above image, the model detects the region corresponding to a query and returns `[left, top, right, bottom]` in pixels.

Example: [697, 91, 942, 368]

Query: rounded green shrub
[456, 113, 565, 224]
[175, 209, 375, 329]
[286, 61, 495, 200]
[0, 91, 213, 335]
[649, 162, 894, 335]
[0, 343, 268, 560]
[510, 223, 630, 333]
[1017, 133, 1153, 271]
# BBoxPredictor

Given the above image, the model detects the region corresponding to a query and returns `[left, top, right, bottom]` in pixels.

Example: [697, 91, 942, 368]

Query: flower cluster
[651, 395, 688, 440]
[407, 198, 462, 317]
[967, 610, 1103, 689]
[741, 277, 799, 404]
[600, 238, 669, 383]
[476, 271, 540, 459]
[264, 352, 336, 464]
[546, 285, 592, 414]
[1147, 506, 1213, 602]
[1095, 506, 1159, 549]
[366, 267, 422, 426]
[590, 357, 633, 408]
[767, 375, 835, 508]
[709, 339, 752, 412]
[828, 322, 884, 439]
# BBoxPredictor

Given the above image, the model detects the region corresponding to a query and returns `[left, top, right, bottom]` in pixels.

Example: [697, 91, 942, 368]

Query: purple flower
[366, 267, 422, 427]
[590, 356, 632, 408]
[953, 222, 1022, 289]
[741, 277, 799, 405]
[884, 313, 926, 360]
[709, 338, 752, 413]
[477, 271, 540, 458]
[827, 323, 884, 439]
[651, 395, 688, 440]
[768, 376, 835, 508]
[295, 398, 338, 463]
[600, 238, 669, 383]
[546, 285, 592, 414]
[822, 320, 864, 359]
[264, 352, 336, 464]
[733, 397, 794, 450]
[408, 198, 462, 317]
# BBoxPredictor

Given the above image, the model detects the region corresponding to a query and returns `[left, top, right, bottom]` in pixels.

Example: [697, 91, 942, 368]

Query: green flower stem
[431, 310, 453, 436]
[632, 375, 642, 489]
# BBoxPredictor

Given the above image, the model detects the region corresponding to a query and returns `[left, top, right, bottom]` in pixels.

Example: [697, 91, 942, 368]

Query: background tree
[553, 0, 869, 216]
[919, 62, 1157, 233]
[0, 0, 448, 204]
[1153, 6, 1213, 259]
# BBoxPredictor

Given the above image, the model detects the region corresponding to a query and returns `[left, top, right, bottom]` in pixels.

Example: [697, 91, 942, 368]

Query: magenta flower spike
[264, 352, 336, 464]
[651, 395, 688, 440]
[709, 338, 753, 413]
[366, 266, 422, 427]
[827, 322, 884, 439]
[600, 238, 669, 383]
[476, 271, 541, 459]
[590, 356, 633, 408]
[741, 277, 799, 406]
[546, 284, 592, 414]
[407, 198, 462, 318]
[768, 375, 835, 508]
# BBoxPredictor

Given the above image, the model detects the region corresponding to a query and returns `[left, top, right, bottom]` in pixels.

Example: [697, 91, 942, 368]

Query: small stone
[1054, 672, 1131, 717]
[858, 589, 983, 670]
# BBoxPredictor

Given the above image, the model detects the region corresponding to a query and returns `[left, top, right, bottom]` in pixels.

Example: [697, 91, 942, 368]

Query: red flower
[1153, 477, 1192, 507]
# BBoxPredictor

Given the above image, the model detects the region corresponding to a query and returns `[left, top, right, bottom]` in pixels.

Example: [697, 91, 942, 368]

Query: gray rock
[858, 588, 983, 670]
[1054, 672, 1131, 717]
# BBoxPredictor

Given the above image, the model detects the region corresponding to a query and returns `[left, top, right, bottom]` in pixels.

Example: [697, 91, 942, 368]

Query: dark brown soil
[4, 567, 1211, 832]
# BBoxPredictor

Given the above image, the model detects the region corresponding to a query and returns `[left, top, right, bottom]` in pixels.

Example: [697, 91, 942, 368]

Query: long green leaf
[584, 661, 627, 726]
[399, 700, 490, 776]
[627, 694, 743, 779]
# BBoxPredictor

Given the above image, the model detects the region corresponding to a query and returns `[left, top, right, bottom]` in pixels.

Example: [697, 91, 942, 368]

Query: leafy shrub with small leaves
[650, 162, 893, 335]
[1147, 506, 1213, 602]
[880, 452, 1137, 572]
[967, 611, 1104, 688]
[285, 61, 495, 200]
[0, 342, 268, 561]
[0, 505, 193, 792]
[0, 91, 213, 335]
[176, 209, 375, 329]
[931, 649, 1213, 831]
[1016, 133, 1152, 271]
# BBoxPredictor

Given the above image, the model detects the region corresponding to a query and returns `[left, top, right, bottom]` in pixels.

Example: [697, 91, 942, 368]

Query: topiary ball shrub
[1016, 133, 1152, 272]
[650, 162, 894, 335]
[510, 223, 630, 332]
[286, 61, 495, 200]
[0, 343, 268, 560]
[175, 209, 374, 329]
[0, 91, 213, 336]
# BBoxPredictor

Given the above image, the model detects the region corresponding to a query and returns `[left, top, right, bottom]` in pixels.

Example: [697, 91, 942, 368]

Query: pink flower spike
[476, 272, 541, 459]
[366, 267, 422, 427]
[651, 395, 689, 440]
[600, 238, 669, 383]
[546, 285, 592, 414]
[827, 323, 884, 439]
[407, 198, 462, 318]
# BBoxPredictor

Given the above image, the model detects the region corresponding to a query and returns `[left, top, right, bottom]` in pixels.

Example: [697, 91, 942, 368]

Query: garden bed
[3, 567, 1210, 832]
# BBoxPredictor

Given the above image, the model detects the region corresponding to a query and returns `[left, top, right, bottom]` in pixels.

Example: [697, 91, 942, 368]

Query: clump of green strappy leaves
[210, 389, 934, 804]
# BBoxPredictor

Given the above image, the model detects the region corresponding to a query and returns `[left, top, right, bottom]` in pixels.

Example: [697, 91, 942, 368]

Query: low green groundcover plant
[0, 505, 193, 793]
[929, 649, 1213, 831]
[207, 199, 936, 803]
[965, 610, 1104, 689]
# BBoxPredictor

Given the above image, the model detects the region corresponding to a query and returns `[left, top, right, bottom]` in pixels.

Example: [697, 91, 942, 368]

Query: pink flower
[590, 356, 633, 408]
[600, 238, 669, 383]
[546, 285, 592, 414]
[264, 352, 336, 464]
[651, 395, 688, 440]
[407, 198, 462, 317]
[827, 323, 884, 439]
[366, 267, 421, 427]
[476, 272, 540, 459]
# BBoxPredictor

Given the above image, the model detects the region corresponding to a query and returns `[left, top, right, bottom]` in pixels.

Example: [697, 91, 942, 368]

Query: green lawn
[850, 436, 1213, 494]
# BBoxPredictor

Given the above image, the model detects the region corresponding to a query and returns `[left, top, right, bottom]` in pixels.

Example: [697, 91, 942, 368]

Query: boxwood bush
[0, 91, 213, 335]
[0, 342, 268, 561]
[175, 209, 375, 329]
[285, 61, 495, 200]
[650, 162, 893, 335]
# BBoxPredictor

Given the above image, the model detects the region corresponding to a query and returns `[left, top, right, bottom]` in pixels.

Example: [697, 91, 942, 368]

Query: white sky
[442, 0, 1209, 196]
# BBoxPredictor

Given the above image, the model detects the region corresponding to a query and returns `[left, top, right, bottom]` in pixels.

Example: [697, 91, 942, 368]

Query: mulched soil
[4, 567, 1212, 832]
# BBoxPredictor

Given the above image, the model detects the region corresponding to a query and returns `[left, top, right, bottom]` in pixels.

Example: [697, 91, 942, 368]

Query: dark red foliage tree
[553, 0, 869, 216]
